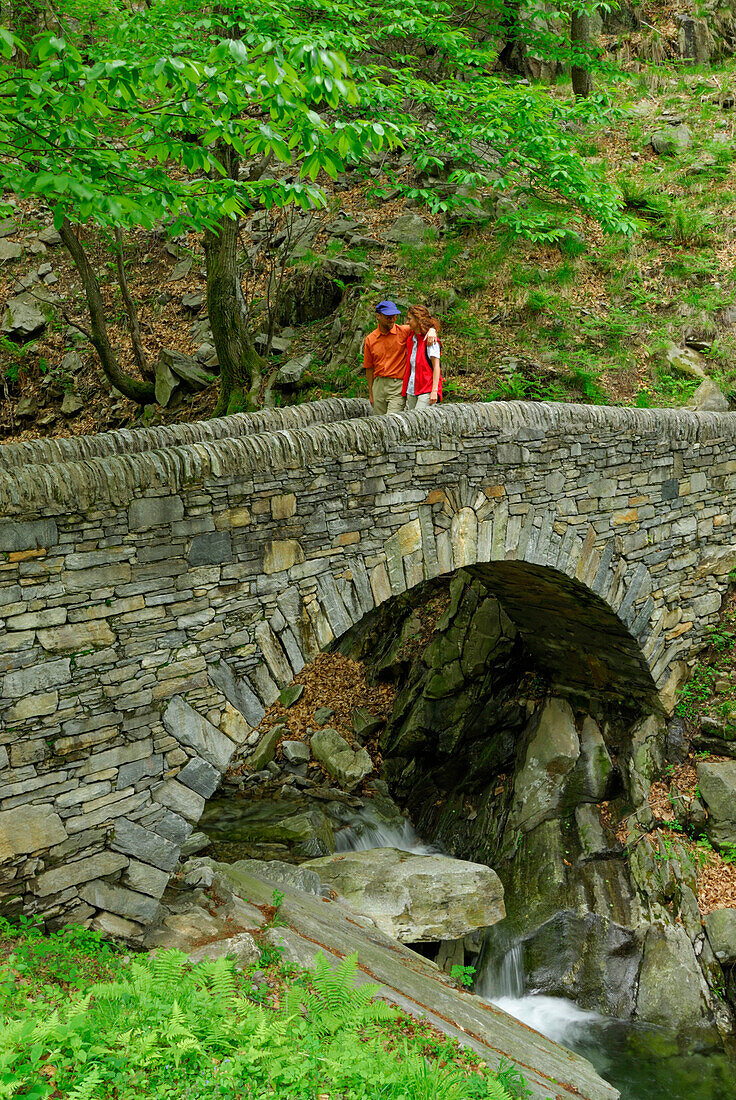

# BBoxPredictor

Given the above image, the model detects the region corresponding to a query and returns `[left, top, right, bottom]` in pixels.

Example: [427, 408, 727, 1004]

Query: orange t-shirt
[363, 323, 412, 380]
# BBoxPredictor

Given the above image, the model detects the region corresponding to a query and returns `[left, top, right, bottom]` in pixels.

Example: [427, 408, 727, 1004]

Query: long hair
[407, 304, 441, 336]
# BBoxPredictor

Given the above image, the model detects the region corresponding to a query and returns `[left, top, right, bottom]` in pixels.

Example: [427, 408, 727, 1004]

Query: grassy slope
[4, 39, 736, 440]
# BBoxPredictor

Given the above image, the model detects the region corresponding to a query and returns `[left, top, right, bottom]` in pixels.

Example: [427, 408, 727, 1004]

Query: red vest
[402, 333, 443, 400]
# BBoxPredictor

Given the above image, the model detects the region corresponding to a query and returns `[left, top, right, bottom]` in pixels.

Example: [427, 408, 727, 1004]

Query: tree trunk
[12, 0, 41, 66]
[113, 228, 153, 382]
[571, 12, 593, 98]
[59, 220, 156, 405]
[203, 145, 266, 416]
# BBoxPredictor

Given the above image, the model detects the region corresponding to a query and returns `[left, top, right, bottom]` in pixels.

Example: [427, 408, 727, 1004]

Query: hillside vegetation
[3, 1, 735, 439]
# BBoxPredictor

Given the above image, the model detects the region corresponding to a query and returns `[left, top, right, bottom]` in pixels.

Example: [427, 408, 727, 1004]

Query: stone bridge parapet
[1, 397, 734, 936]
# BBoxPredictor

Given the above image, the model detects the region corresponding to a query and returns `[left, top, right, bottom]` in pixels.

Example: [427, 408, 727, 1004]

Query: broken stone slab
[314, 707, 335, 726]
[322, 257, 370, 282]
[1, 292, 53, 340]
[282, 739, 310, 765]
[170, 257, 193, 280]
[310, 728, 373, 792]
[37, 226, 62, 246]
[305, 847, 505, 943]
[325, 216, 367, 238]
[158, 348, 215, 393]
[275, 352, 313, 389]
[61, 391, 84, 416]
[385, 213, 430, 246]
[687, 377, 730, 412]
[351, 707, 384, 743]
[279, 683, 304, 708]
[181, 291, 205, 312]
[697, 760, 736, 847]
[0, 218, 17, 237]
[254, 334, 292, 357]
[0, 239, 22, 261]
[249, 724, 285, 770]
[704, 908, 736, 964]
[180, 830, 211, 858]
[651, 123, 691, 156]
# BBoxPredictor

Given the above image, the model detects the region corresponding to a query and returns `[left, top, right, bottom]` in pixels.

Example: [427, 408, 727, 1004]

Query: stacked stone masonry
[0, 396, 734, 935]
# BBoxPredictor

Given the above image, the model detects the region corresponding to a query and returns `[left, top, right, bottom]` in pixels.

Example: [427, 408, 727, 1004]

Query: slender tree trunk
[59, 219, 156, 405]
[12, 0, 41, 66]
[203, 145, 266, 416]
[571, 11, 593, 98]
[113, 228, 153, 381]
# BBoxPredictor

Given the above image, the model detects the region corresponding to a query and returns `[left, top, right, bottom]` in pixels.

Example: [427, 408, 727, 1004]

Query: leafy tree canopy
[1, 0, 631, 242]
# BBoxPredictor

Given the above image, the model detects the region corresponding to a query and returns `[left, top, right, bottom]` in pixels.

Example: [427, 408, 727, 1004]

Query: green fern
[66, 1066, 103, 1100]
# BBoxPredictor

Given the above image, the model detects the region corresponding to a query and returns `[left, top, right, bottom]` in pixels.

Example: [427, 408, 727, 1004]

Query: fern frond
[485, 1079, 513, 1100]
[66, 1065, 103, 1100]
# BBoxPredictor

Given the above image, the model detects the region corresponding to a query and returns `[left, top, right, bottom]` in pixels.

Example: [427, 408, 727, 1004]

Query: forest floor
[4, 16, 736, 442]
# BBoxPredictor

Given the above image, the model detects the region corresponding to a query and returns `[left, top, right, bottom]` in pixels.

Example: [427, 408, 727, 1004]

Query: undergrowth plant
[0, 924, 529, 1100]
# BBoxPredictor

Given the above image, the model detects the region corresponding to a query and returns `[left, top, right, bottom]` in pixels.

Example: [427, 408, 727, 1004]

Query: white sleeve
[426, 340, 440, 361]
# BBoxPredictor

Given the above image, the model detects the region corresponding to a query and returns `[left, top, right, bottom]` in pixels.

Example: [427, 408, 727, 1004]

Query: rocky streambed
[163, 569, 736, 1099]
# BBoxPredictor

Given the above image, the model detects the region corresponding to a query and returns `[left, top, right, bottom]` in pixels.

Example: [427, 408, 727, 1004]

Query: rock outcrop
[305, 847, 505, 942]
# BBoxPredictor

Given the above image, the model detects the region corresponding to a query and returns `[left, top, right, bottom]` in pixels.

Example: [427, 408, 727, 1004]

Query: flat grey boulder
[705, 908, 736, 963]
[310, 728, 372, 792]
[188, 930, 260, 968]
[385, 213, 430, 246]
[651, 123, 691, 156]
[698, 760, 736, 847]
[688, 377, 729, 412]
[159, 348, 214, 392]
[2, 292, 51, 339]
[0, 239, 22, 261]
[276, 353, 312, 389]
[305, 847, 505, 942]
[663, 340, 706, 379]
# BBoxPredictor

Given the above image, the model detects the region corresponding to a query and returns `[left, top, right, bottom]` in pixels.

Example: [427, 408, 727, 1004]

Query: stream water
[476, 944, 736, 1100]
[339, 810, 736, 1100]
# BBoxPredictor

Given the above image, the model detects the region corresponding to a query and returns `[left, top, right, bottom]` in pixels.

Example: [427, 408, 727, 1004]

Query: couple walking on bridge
[362, 300, 443, 414]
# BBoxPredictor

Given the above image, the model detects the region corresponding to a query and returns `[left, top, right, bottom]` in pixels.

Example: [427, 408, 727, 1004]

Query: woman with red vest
[402, 304, 443, 410]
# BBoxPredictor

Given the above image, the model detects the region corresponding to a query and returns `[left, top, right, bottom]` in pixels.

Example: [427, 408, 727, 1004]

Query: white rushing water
[335, 817, 440, 855]
[477, 944, 604, 1047]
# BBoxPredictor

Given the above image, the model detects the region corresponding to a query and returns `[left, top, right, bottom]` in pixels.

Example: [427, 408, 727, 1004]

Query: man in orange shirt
[362, 301, 413, 415]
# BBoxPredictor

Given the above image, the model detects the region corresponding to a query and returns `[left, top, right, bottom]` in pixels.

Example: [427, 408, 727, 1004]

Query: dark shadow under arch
[466, 561, 658, 710]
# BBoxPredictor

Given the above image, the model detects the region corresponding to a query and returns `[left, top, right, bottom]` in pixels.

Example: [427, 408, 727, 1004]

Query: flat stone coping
[0, 400, 733, 518]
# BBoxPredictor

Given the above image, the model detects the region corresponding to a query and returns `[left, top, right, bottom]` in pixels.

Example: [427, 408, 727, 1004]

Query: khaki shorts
[372, 376, 405, 415]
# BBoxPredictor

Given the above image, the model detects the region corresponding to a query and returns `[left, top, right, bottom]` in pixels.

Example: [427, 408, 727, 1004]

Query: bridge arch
[0, 398, 733, 935]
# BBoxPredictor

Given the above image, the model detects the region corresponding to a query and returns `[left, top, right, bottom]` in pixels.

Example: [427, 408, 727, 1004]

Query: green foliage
[1, 0, 631, 241]
[0, 925, 526, 1100]
[451, 963, 476, 988]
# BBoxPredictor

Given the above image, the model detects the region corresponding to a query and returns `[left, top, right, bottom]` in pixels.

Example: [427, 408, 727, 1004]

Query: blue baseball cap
[376, 300, 401, 316]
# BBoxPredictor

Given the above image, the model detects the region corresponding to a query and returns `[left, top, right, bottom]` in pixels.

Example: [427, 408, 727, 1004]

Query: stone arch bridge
[0, 397, 734, 935]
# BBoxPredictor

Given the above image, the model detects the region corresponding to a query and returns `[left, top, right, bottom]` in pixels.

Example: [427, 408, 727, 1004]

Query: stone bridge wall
[0, 398, 734, 937]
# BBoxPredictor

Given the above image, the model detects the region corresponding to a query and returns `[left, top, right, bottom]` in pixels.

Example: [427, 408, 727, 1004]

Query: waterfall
[335, 816, 440, 855]
[477, 940, 602, 1046]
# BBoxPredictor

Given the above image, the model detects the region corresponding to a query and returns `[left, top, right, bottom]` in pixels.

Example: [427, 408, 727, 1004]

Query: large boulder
[697, 760, 736, 847]
[305, 847, 505, 942]
[688, 377, 730, 412]
[509, 697, 580, 834]
[385, 214, 430, 246]
[662, 340, 706, 379]
[310, 728, 372, 792]
[635, 923, 712, 1030]
[522, 911, 642, 1017]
